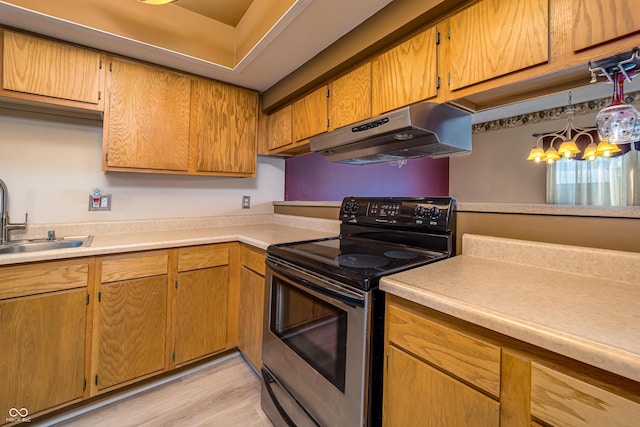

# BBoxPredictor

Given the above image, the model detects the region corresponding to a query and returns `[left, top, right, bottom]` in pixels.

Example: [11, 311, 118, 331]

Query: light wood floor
[48, 353, 273, 427]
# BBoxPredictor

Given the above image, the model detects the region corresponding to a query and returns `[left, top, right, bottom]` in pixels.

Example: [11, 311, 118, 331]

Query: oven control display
[367, 202, 400, 217]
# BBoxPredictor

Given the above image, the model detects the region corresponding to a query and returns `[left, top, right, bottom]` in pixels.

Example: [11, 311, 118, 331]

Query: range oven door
[262, 257, 371, 427]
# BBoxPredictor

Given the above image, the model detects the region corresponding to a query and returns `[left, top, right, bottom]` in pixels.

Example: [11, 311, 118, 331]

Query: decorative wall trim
[472, 91, 640, 134]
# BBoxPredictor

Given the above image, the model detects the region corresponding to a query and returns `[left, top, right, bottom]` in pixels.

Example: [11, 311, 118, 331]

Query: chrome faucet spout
[0, 178, 28, 244]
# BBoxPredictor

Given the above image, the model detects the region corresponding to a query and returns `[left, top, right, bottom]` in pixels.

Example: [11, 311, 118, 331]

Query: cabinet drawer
[387, 301, 501, 397]
[241, 245, 265, 276]
[177, 244, 229, 272]
[0, 259, 89, 300]
[531, 363, 640, 427]
[100, 250, 168, 283]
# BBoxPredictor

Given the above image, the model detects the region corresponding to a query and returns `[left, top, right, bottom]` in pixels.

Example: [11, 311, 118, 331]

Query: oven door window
[270, 276, 347, 392]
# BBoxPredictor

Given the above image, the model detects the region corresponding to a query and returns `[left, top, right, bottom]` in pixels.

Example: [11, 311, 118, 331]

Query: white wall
[0, 108, 285, 224]
[450, 112, 598, 204]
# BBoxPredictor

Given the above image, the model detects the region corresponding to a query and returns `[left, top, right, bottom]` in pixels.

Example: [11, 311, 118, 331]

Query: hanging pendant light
[596, 140, 622, 157]
[544, 145, 561, 164]
[582, 141, 600, 161]
[526, 146, 546, 163]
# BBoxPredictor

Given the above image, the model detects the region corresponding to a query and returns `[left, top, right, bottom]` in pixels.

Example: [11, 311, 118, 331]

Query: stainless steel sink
[0, 235, 93, 254]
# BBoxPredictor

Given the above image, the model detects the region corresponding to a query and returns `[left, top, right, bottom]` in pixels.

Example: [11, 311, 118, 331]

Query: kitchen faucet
[0, 178, 28, 244]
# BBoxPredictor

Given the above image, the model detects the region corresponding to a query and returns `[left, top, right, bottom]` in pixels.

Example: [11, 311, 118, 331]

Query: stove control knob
[429, 207, 440, 219]
[351, 203, 359, 213]
[343, 203, 351, 214]
[414, 206, 427, 218]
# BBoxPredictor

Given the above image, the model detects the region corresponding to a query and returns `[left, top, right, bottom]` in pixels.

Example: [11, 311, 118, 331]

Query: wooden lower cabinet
[237, 245, 266, 371]
[0, 259, 90, 420]
[174, 266, 229, 365]
[0, 289, 87, 419]
[173, 244, 233, 366]
[95, 275, 168, 391]
[92, 250, 169, 393]
[384, 295, 640, 427]
[384, 345, 500, 427]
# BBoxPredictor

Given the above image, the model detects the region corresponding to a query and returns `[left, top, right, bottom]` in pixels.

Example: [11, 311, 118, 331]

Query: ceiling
[0, 0, 393, 92]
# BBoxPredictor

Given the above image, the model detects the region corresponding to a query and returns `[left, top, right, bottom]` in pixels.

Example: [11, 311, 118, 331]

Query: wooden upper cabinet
[328, 63, 371, 130]
[371, 26, 438, 116]
[103, 57, 191, 172]
[267, 105, 293, 151]
[573, 0, 640, 51]
[292, 86, 328, 142]
[448, 0, 549, 91]
[190, 79, 258, 176]
[1, 30, 103, 109]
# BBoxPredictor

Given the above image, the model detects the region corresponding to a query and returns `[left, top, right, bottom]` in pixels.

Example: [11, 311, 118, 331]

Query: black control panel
[340, 196, 456, 232]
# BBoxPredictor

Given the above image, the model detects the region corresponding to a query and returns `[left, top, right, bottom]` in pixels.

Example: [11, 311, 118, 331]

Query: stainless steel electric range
[261, 196, 457, 427]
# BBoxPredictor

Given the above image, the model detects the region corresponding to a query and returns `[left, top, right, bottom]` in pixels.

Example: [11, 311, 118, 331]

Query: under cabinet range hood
[310, 102, 472, 165]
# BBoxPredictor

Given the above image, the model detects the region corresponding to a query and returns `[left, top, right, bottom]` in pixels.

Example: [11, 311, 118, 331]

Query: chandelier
[527, 93, 599, 164]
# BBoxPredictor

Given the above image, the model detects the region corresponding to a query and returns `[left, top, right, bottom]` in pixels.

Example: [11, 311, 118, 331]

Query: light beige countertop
[0, 214, 339, 266]
[380, 234, 640, 383]
[273, 200, 640, 218]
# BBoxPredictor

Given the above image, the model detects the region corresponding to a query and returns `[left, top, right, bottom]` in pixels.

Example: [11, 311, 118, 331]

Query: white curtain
[547, 145, 640, 205]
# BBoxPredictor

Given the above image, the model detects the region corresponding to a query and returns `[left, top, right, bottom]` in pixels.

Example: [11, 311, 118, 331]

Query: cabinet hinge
[436, 76, 441, 90]
[98, 291, 102, 302]
[448, 72, 451, 86]
[99, 59, 103, 69]
[326, 88, 330, 98]
[86, 294, 90, 305]
[327, 118, 330, 128]
[172, 352, 176, 362]
[95, 374, 99, 386]
[98, 91, 101, 101]
[436, 31, 440, 45]
[386, 352, 389, 370]
[105, 153, 109, 164]
[447, 25, 451, 40]
[83, 378, 87, 391]
[175, 279, 179, 289]
[109, 62, 113, 72]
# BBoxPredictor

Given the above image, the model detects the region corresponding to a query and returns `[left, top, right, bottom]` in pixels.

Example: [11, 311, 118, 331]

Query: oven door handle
[267, 258, 365, 307]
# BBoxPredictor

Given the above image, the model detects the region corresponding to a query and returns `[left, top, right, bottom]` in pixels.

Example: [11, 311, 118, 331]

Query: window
[547, 147, 639, 206]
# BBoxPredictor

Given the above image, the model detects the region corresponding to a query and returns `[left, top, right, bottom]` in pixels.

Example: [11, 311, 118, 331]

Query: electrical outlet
[242, 195, 251, 209]
[89, 194, 111, 211]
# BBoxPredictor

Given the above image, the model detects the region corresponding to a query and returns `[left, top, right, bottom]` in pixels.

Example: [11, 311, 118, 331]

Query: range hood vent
[310, 102, 471, 165]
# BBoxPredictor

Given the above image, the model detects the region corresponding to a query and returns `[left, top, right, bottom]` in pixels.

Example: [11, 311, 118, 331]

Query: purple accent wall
[285, 153, 449, 200]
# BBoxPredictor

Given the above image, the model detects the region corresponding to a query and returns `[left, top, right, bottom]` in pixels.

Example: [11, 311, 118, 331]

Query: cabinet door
[0, 289, 86, 417]
[573, 0, 640, 51]
[191, 79, 258, 175]
[448, 0, 548, 91]
[292, 86, 328, 142]
[2, 31, 102, 107]
[531, 363, 640, 427]
[372, 26, 438, 116]
[104, 58, 190, 171]
[267, 105, 292, 151]
[383, 346, 500, 427]
[174, 266, 229, 365]
[329, 63, 371, 130]
[238, 266, 265, 371]
[96, 275, 167, 391]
